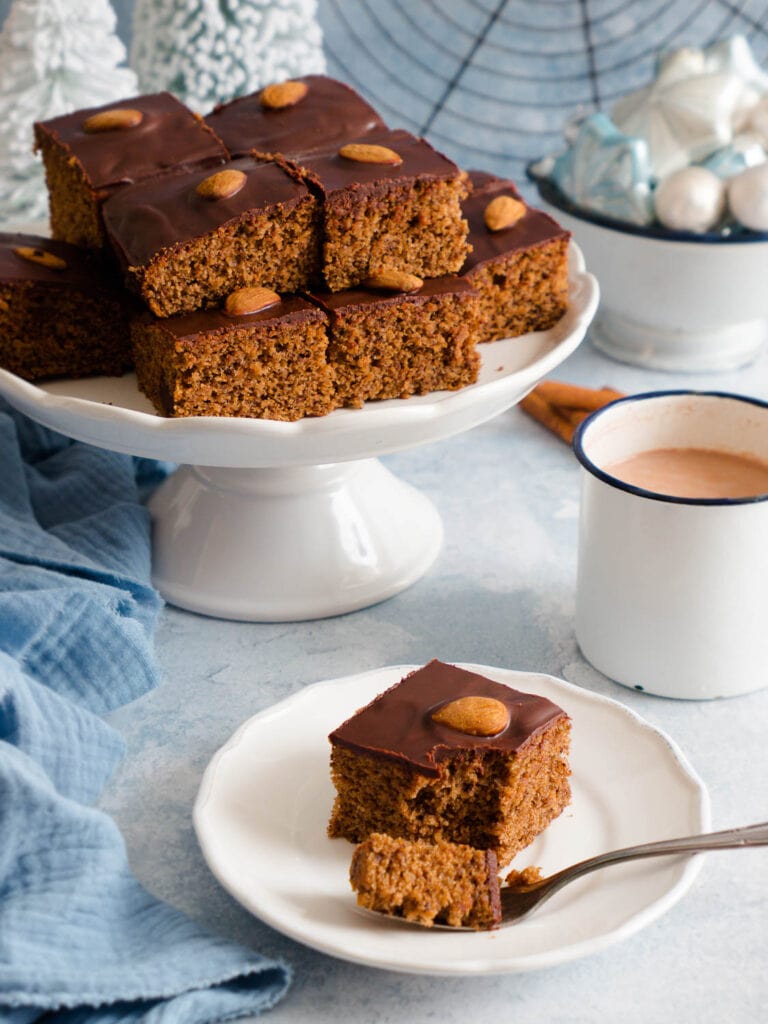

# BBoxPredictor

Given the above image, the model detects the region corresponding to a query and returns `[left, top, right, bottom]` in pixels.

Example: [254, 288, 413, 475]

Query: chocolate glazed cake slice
[103, 158, 321, 317]
[0, 233, 132, 380]
[308, 275, 481, 407]
[328, 660, 571, 867]
[131, 290, 334, 419]
[286, 130, 469, 292]
[206, 75, 387, 160]
[35, 92, 228, 249]
[462, 169, 570, 342]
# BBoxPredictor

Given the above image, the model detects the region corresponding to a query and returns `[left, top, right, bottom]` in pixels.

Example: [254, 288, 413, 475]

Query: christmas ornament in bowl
[528, 35, 768, 373]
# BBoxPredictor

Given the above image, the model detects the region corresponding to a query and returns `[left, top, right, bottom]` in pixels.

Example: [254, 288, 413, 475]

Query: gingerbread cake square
[462, 170, 570, 342]
[310, 276, 480, 407]
[34, 93, 228, 249]
[103, 158, 320, 317]
[0, 233, 131, 381]
[291, 129, 469, 291]
[206, 75, 387, 160]
[350, 832, 502, 930]
[131, 291, 333, 420]
[328, 660, 571, 867]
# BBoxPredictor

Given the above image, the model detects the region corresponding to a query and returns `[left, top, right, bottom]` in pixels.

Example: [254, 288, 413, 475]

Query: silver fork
[359, 822, 768, 930]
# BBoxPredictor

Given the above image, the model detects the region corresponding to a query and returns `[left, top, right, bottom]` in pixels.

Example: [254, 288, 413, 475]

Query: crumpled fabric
[0, 400, 290, 1022]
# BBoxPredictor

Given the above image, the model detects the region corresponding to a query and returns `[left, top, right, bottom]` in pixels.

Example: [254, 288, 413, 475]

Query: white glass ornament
[654, 167, 726, 232]
[704, 36, 768, 94]
[746, 98, 768, 147]
[613, 71, 744, 179]
[729, 163, 768, 231]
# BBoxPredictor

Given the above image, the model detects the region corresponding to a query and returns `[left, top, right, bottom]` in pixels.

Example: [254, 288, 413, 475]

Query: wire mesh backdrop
[317, 0, 768, 195]
[2, 0, 766, 193]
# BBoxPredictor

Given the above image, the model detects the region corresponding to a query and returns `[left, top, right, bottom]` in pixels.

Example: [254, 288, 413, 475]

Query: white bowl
[529, 172, 768, 372]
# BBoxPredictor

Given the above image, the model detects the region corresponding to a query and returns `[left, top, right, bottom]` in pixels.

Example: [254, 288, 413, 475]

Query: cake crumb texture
[322, 176, 469, 292]
[328, 720, 571, 866]
[350, 832, 501, 929]
[131, 304, 334, 420]
[317, 283, 481, 407]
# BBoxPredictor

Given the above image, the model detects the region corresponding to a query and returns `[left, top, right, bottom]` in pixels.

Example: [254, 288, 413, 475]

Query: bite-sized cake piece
[131, 289, 334, 420]
[289, 130, 469, 291]
[350, 833, 502, 930]
[328, 660, 571, 867]
[103, 158, 320, 317]
[310, 276, 480, 406]
[34, 93, 228, 249]
[206, 75, 387, 160]
[0, 233, 131, 380]
[462, 170, 570, 342]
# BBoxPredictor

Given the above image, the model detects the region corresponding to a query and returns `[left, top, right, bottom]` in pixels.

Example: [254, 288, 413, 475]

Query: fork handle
[546, 821, 768, 887]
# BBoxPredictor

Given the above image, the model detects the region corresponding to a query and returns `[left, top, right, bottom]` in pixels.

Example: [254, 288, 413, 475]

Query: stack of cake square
[0, 77, 570, 421]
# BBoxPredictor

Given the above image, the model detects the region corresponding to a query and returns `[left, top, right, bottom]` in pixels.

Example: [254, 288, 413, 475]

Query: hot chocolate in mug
[573, 391, 768, 699]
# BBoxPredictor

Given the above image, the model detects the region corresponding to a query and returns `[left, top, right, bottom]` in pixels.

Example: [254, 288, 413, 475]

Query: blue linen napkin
[0, 400, 290, 1022]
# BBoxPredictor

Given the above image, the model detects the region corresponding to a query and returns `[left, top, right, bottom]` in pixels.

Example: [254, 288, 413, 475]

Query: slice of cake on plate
[309, 275, 481, 407]
[328, 660, 571, 866]
[103, 158, 320, 317]
[131, 288, 333, 419]
[0, 233, 131, 380]
[206, 74, 387, 160]
[462, 170, 570, 342]
[286, 129, 469, 292]
[35, 93, 228, 250]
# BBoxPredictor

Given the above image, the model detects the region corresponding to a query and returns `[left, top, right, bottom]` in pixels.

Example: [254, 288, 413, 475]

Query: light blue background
[3, 0, 768, 187]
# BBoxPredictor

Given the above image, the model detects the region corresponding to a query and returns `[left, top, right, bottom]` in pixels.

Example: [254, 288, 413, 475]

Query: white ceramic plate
[0, 244, 597, 466]
[193, 664, 710, 975]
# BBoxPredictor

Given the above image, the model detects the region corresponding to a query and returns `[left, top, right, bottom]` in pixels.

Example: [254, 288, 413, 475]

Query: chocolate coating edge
[329, 660, 568, 776]
[461, 177, 570, 272]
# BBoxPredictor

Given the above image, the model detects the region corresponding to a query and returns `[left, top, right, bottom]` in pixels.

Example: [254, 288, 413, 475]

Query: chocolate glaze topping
[102, 157, 313, 268]
[0, 233, 117, 292]
[294, 130, 461, 195]
[461, 176, 569, 273]
[309, 275, 476, 314]
[142, 296, 325, 342]
[35, 93, 228, 192]
[466, 169, 522, 198]
[207, 75, 387, 159]
[329, 660, 567, 776]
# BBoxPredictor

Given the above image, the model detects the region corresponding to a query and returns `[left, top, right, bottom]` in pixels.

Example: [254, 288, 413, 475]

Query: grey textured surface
[102, 336, 768, 1023]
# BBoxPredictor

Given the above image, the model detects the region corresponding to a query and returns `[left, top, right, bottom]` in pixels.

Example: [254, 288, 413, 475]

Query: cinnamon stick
[519, 380, 625, 445]
[519, 390, 576, 444]
[535, 380, 624, 412]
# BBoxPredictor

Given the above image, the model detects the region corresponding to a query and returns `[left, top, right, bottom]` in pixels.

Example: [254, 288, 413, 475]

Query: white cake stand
[0, 244, 597, 621]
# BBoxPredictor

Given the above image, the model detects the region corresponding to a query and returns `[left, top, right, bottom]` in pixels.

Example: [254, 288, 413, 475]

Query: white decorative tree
[131, 0, 326, 113]
[0, 0, 137, 227]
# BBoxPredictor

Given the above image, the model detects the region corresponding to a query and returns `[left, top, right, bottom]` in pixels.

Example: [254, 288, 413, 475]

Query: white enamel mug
[573, 391, 768, 699]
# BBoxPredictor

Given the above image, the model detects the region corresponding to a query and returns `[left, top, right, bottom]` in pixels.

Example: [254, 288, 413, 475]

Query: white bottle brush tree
[131, 0, 327, 113]
[0, 0, 137, 226]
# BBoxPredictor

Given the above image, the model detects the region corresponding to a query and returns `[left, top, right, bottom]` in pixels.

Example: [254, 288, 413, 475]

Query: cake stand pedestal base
[148, 458, 443, 622]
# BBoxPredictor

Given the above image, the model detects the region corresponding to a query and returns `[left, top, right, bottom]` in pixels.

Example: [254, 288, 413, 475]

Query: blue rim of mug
[572, 390, 768, 506]
[526, 164, 768, 245]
